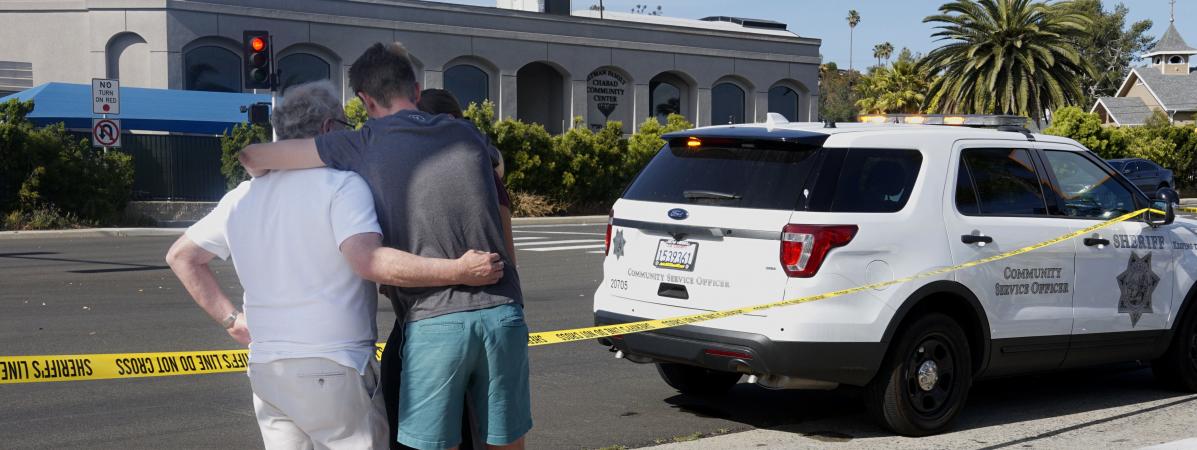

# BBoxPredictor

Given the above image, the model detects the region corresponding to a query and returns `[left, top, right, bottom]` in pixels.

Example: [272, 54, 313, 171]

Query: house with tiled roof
[1092, 21, 1197, 126]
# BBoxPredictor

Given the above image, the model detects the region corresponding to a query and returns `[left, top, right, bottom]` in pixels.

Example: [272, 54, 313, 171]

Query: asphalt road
[2, 222, 1197, 449]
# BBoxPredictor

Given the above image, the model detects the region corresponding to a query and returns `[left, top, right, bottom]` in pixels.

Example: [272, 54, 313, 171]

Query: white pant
[249, 357, 387, 450]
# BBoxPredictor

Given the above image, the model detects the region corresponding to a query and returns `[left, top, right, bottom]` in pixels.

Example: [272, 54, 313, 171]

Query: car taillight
[604, 209, 614, 255]
[780, 224, 858, 278]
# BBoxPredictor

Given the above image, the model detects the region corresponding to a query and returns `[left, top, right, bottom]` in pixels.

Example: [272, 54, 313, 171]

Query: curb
[511, 215, 606, 225]
[0, 228, 185, 241]
[0, 216, 607, 240]
[1183, 198, 1196, 206]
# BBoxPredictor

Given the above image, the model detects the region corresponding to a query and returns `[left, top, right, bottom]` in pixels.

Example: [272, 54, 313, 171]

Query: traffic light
[243, 31, 273, 90]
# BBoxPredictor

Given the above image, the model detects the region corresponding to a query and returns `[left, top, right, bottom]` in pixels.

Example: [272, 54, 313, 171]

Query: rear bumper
[595, 310, 886, 386]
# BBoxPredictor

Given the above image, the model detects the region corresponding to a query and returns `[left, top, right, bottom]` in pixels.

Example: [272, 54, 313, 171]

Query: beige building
[1092, 21, 1197, 126]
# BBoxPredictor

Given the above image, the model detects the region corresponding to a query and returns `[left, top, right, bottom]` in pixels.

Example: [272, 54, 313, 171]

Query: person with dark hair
[239, 42, 531, 450]
[416, 88, 464, 118]
[417, 88, 513, 261]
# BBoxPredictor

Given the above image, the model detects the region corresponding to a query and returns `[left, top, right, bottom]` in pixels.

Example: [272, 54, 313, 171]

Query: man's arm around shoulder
[238, 139, 325, 177]
[340, 233, 505, 287]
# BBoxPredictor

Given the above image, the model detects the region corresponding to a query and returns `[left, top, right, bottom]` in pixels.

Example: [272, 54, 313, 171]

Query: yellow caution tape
[525, 207, 1163, 346]
[0, 208, 1171, 383]
[0, 344, 389, 385]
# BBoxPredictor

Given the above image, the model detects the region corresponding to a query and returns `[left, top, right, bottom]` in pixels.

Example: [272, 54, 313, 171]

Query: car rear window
[622, 139, 821, 210]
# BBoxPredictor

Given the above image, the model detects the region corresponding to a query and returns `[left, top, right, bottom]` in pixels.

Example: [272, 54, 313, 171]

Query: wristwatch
[221, 311, 241, 329]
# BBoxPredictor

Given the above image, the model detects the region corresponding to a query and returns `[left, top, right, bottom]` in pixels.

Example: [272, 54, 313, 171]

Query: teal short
[397, 304, 532, 450]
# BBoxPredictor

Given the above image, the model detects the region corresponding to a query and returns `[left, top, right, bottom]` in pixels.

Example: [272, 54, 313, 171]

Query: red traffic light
[250, 37, 266, 52]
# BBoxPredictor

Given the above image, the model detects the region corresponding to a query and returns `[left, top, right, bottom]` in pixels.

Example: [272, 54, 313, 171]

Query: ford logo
[667, 208, 689, 220]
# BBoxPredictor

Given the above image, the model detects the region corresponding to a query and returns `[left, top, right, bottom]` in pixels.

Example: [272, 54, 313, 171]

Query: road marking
[523, 244, 606, 252]
[512, 231, 605, 236]
[587, 250, 605, 254]
[512, 236, 547, 241]
[515, 239, 602, 248]
[511, 223, 604, 229]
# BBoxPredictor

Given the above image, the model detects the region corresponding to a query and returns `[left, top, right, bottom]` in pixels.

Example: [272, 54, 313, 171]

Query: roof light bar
[854, 114, 1027, 128]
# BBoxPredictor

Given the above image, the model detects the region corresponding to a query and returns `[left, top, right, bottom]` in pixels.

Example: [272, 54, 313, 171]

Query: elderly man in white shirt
[165, 80, 504, 450]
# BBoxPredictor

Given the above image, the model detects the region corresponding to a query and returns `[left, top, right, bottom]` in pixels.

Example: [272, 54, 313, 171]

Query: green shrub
[465, 99, 693, 212]
[0, 99, 133, 225]
[627, 114, 693, 177]
[345, 97, 368, 129]
[2, 204, 87, 230]
[219, 123, 271, 190]
[1044, 106, 1125, 159]
[1046, 107, 1197, 191]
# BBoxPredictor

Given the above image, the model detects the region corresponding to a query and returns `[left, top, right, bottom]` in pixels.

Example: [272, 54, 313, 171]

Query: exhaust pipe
[613, 350, 653, 364]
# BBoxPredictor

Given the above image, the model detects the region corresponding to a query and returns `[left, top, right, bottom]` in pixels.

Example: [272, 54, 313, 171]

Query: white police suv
[593, 115, 1197, 436]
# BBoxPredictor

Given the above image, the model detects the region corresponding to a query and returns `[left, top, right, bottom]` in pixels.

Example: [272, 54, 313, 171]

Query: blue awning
[0, 83, 270, 135]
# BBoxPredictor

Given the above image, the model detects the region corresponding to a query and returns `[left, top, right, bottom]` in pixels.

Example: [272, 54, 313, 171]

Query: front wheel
[655, 362, 741, 396]
[1152, 303, 1197, 391]
[866, 313, 972, 436]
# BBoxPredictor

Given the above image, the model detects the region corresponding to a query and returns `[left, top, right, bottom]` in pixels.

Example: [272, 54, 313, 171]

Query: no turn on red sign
[92, 78, 120, 115]
[92, 118, 121, 148]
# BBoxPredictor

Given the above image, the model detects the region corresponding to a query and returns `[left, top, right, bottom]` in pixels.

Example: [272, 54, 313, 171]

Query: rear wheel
[655, 362, 741, 395]
[866, 313, 972, 436]
[1152, 303, 1197, 391]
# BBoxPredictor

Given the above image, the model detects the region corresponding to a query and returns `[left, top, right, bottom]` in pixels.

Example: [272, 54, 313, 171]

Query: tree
[819, 62, 858, 122]
[847, 10, 861, 75]
[920, 0, 1095, 125]
[855, 49, 932, 114]
[1, 99, 134, 225]
[219, 123, 271, 189]
[1060, 0, 1154, 105]
[631, 4, 662, 15]
[873, 42, 894, 67]
[344, 97, 368, 129]
[1042, 106, 1124, 158]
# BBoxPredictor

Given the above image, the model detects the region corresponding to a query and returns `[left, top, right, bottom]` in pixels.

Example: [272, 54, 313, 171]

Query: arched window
[1170, 55, 1184, 64]
[711, 82, 745, 124]
[444, 65, 489, 109]
[768, 85, 800, 122]
[184, 46, 241, 92]
[650, 81, 681, 123]
[278, 53, 331, 93]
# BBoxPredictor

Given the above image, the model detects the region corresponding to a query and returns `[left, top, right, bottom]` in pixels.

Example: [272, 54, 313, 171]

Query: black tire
[655, 362, 741, 395]
[865, 313, 972, 436]
[1152, 303, 1197, 391]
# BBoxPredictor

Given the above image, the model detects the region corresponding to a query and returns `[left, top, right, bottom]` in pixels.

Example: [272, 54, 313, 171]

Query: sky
[428, 0, 1196, 69]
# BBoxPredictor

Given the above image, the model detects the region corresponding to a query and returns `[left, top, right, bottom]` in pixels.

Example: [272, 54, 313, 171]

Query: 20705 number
[609, 279, 628, 290]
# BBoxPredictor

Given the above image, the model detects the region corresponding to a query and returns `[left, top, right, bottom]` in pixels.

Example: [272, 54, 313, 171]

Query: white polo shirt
[186, 168, 382, 374]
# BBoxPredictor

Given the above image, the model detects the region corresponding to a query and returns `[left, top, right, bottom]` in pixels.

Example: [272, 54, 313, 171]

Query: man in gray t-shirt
[315, 110, 522, 320]
[240, 42, 531, 450]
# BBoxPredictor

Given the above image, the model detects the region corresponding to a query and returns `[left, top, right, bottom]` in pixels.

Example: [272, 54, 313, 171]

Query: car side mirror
[1147, 187, 1178, 227]
[1158, 187, 1180, 204]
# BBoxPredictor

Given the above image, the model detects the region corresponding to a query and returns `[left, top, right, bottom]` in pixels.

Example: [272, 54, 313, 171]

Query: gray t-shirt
[315, 110, 522, 322]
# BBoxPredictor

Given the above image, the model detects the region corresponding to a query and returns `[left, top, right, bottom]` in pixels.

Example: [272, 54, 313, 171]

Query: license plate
[653, 240, 699, 271]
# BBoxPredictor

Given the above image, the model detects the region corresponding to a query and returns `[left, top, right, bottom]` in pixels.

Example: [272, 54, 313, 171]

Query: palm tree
[846, 10, 861, 75]
[920, 0, 1094, 125]
[872, 42, 894, 67]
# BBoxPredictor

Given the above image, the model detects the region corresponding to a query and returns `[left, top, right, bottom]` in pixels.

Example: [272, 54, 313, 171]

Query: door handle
[961, 234, 993, 244]
[1083, 237, 1110, 247]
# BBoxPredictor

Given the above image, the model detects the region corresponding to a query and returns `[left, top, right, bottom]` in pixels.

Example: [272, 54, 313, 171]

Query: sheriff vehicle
[593, 114, 1197, 436]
